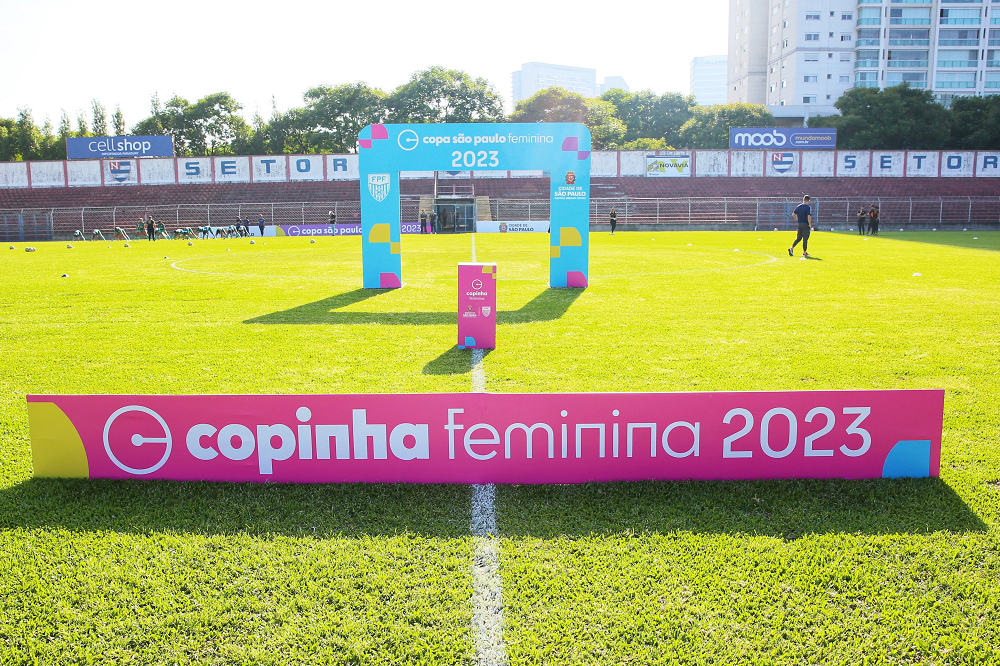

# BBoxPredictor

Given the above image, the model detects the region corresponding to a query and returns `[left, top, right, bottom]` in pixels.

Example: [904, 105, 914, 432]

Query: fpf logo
[103, 406, 172, 475]
[368, 174, 391, 202]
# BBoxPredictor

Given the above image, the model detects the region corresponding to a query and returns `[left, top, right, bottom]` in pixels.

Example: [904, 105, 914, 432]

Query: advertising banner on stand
[458, 263, 497, 350]
[476, 221, 548, 233]
[28, 389, 943, 484]
[66, 135, 175, 159]
[645, 154, 692, 177]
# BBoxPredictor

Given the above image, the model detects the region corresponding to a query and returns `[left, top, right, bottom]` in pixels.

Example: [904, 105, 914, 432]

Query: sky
[0, 0, 728, 129]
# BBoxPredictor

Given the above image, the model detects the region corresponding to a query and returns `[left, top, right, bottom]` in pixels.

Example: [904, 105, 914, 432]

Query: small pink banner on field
[27, 390, 943, 484]
[458, 263, 496, 350]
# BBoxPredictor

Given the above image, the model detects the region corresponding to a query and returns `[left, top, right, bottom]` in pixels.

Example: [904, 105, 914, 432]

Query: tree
[133, 92, 250, 155]
[677, 104, 775, 148]
[947, 95, 1000, 150]
[600, 89, 696, 146]
[91, 99, 108, 136]
[510, 87, 627, 148]
[813, 84, 950, 149]
[584, 98, 626, 149]
[112, 106, 126, 136]
[295, 83, 389, 152]
[620, 138, 674, 150]
[510, 87, 589, 123]
[16, 109, 41, 160]
[75, 111, 89, 137]
[387, 66, 505, 123]
[0, 119, 13, 161]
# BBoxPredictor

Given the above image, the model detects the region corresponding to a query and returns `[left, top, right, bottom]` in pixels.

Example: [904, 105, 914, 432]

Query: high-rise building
[853, 0, 1000, 104]
[511, 63, 630, 104]
[729, 0, 1000, 120]
[690, 55, 728, 104]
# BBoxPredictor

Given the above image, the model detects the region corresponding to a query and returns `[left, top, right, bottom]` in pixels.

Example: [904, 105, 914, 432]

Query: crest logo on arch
[368, 173, 391, 202]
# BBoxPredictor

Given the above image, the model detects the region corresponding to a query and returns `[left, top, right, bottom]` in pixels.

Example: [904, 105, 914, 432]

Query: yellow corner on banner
[369, 223, 391, 244]
[550, 246, 561, 258]
[560, 226, 582, 247]
[389, 242, 400, 254]
[482, 265, 493, 274]
[27, 401, 90, 478]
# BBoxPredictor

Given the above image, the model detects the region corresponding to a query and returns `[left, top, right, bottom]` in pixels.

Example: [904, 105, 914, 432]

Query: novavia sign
[357, 123, 592, 288]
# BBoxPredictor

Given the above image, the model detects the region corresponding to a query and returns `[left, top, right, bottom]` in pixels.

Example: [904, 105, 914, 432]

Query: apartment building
[854, 0, 1000, 102]
[729, 0, 1000, 113]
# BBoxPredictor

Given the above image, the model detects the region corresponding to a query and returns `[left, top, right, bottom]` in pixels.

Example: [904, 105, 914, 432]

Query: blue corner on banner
[882, 440, 932, 478]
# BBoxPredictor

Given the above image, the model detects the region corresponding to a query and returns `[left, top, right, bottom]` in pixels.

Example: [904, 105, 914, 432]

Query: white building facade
[512, 63, 630, 103]
[512, 63, 598, 103]
[729, 0, 1000, 118]
[853, 0, 1000, 103]
[691, 55, 729, 104]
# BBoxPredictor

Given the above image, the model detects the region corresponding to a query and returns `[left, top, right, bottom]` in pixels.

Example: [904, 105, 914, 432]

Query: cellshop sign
[66, 135, 175, 159]
[730, 128, 836, 150]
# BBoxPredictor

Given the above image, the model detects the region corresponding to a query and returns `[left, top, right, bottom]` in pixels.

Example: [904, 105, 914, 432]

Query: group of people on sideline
[133, 213, 268, 241]
[857, 206, 880, 236]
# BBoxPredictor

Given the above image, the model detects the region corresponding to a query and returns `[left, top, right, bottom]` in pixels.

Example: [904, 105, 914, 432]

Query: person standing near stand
[431, 211, 439, 234]
[857, 207, 867, 235]
[146, 216, 155, 242]
[869, 205, 879, 236]
[328, 210, 336, 237]
[258, 212, 266, 237]
[609, 208, 618, 234]
[788, 195, 814, 257]
[420, 210, 428, 234]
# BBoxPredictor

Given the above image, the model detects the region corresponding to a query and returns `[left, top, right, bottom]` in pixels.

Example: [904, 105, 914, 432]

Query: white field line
[471, 484, 506, 666]
[469, 231, 506, 665]
[471, 348, 486, 393]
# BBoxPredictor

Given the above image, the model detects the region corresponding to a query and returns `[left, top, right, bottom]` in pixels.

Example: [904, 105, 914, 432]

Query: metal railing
[3, 196, 1000, 241]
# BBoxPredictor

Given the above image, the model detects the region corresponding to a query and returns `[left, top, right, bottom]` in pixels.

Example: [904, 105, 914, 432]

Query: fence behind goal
[3, 196, 999, 241]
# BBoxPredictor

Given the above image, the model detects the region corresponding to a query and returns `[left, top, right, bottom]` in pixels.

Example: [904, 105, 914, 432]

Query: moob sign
[730, 128, 836, 150]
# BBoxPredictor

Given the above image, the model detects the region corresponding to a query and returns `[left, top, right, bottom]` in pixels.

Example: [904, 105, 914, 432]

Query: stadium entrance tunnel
[358, 123, 591, 289]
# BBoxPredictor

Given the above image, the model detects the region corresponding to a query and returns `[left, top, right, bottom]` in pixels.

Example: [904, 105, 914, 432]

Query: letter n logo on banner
[368, 173, 390, 202]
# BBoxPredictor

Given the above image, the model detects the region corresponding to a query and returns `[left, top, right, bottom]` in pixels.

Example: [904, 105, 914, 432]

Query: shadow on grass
[243, 287, 584, 326]
[0, 476, 984, 540]
[497, 477, 987, 539]
[423, 347, 493, 375]
[0, 478, 472, 539]
[878, 230, 1000, 253]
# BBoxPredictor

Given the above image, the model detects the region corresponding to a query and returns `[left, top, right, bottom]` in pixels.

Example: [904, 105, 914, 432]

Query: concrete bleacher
[3, 175, 998, 212]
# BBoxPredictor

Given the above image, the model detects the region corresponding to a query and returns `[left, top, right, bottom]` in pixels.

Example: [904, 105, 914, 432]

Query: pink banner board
[27, 390, 942, 484]
[457, 263, 496, 350]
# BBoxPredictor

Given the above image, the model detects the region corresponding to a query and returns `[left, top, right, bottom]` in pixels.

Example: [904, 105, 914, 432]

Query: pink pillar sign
[457, 262, 496, 350]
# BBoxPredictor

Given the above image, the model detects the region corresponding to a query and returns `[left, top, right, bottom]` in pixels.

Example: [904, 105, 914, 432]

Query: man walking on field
[788, 195, 814, 257]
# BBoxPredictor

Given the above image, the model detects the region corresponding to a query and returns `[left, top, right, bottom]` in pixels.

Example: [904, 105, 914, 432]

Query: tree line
[2, 66, 999, 161]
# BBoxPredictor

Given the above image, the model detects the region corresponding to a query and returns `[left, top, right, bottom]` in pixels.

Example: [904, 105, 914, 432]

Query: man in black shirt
[788, 195, 814, 257]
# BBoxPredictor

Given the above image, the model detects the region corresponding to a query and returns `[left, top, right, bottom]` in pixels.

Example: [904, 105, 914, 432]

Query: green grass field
[1, 230, 998, 664]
